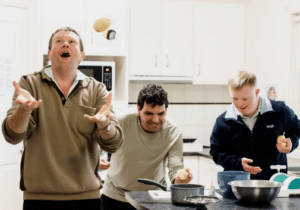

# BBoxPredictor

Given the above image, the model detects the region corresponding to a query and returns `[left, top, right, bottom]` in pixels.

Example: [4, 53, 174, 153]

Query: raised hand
[13, 81, 42, 111]
[84, 92, 114, 129]
[276, 137, 292, 154]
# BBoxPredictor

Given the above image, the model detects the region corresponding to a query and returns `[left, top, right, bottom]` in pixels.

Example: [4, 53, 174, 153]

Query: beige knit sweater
[103, 108, 183, 202]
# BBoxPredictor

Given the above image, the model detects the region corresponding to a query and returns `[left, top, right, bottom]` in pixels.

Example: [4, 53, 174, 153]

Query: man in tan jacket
[2, 27, 123, 210]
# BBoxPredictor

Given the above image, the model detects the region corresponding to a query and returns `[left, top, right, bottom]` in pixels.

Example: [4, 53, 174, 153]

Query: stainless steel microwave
[78, 61, 115, 96]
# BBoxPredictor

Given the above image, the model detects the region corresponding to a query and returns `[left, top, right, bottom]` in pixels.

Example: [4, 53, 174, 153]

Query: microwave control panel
[103, 66, 112, 91]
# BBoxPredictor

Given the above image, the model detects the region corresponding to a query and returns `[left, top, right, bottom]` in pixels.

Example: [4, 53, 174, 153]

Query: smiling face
[138, 102, 166, 133]
[229, 85, 260, 118]
[47, 30, 85, 69]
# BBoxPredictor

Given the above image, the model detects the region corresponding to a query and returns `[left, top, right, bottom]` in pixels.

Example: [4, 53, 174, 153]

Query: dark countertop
[125, 191, 300, 210]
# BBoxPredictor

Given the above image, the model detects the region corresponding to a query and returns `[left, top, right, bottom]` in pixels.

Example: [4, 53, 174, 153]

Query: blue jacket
[210, 97, 300, 180]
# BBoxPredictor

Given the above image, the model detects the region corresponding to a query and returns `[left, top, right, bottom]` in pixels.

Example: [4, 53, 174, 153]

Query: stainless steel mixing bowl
[228, 180, 283, 203]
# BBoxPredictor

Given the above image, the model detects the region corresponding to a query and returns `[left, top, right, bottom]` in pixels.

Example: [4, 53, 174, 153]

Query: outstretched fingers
[99, 92, 112, 115]
[12, 81, 22, 95]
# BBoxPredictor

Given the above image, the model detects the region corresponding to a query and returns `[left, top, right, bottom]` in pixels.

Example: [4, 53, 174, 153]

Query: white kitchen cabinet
[129, 0, 193, 77]
[42, 0, 127, 56]
[42, 0, 86, 55]
[0, 5, 29, 209]
[183, 156, 199, 184]
[193, 0, 246, 84]
[198, 156, 216, 188]
[161, 0, 193, 76]
[85, 0, 127, 55]
[129, 0, 162, 76]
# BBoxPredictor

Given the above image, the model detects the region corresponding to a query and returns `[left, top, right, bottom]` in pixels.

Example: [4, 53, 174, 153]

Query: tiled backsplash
[129, 84, 232, 103]
[128, 84, 231, 146]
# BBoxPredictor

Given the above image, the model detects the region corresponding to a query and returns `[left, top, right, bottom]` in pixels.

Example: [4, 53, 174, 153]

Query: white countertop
[183, 142, 203, 153]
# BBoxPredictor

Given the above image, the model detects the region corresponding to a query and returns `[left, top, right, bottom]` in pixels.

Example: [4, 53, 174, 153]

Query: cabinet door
[162, 0, 193, 76]
[129, 0, 162, 76]
[42, 0, 86, 55]
[0, 5, 28, 209]
[198, 157, 216, 188]
[183, 156, 199, 184]
[85, 0, 127, 55]
[193, 0, 246, 84]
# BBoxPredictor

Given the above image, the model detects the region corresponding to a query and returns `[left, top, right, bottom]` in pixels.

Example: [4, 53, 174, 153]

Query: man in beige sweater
[2, 27, 123, 210]
[101, 84, 193, 210]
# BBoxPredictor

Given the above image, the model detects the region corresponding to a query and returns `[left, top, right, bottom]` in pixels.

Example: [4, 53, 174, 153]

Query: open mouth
[60, 52, 70, 58]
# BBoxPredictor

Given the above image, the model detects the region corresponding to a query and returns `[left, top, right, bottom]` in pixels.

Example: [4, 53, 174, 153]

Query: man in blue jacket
[210, 71, 300, 180]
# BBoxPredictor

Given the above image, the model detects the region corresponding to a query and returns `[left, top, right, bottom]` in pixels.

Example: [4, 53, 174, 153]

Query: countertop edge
[183, 147, 212, 158]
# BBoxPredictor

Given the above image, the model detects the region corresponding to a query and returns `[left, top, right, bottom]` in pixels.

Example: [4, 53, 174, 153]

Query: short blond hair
[228, 71, 257, 90]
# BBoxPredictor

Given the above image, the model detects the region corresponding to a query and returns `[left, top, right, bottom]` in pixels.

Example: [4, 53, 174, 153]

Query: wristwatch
[101, 122, 112, 131]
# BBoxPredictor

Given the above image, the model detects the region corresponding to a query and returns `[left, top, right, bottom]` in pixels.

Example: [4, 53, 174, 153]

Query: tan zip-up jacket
[2, 66, 123, 200]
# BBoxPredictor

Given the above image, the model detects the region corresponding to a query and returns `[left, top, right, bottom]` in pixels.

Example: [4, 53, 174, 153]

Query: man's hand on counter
[174, 168, 193, 184]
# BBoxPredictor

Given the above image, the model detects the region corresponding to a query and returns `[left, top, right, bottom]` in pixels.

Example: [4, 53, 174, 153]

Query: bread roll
[177, 169, 188, 180]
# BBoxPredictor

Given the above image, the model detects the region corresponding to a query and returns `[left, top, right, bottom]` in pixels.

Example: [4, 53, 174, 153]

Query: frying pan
[138, 178, 205, 205]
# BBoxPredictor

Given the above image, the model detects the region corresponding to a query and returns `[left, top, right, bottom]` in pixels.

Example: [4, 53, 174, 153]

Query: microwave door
[78, 66, 102, 80]
[78, 65, 112, 92]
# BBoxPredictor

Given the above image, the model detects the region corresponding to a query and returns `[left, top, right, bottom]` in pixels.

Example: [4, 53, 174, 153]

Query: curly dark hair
[137, 84, 169, 109]
[48, 27, 84, 51]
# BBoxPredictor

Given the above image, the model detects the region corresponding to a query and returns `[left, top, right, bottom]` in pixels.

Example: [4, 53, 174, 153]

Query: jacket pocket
[76, 105, 97, 135]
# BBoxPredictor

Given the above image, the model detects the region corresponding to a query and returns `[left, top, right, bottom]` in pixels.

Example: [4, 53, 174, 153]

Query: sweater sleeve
[210, 117, 244, 171]
[92, 83, 124, 153]
[2, 77, 37, 144]
[283, 105, 300, 152]
[167, 131, 184, 183]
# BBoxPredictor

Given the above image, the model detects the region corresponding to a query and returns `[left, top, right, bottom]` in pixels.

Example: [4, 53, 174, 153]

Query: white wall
[245, 0, 300, 158]
[246, 0, 300, 104]
[246, 0, 289, 101]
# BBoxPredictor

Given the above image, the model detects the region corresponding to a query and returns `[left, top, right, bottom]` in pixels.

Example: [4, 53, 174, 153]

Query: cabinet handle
[155, 55, 157, 67]
[166, 55, 169, 68]
[198, 64, 201, 76]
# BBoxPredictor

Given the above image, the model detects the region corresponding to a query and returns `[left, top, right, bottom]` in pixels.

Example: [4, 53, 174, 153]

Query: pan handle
[137, 178, 168, 191]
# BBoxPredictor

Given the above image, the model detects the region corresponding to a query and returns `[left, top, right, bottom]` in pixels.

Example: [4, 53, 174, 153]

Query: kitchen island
[125, 191, 300, 210]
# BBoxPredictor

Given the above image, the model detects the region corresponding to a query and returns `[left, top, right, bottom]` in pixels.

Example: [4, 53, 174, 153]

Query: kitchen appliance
[270, 165, 300, 197]
[78, 61, 115, 96]
[138, 178, 205, 206]
[228, 180, 283, 203]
